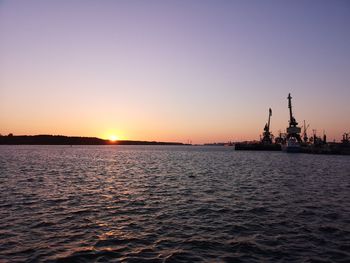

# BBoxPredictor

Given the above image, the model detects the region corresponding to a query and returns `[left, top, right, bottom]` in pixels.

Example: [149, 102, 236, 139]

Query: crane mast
[288, 93, 298, 127]
[262, 108, 273, 144]
[286, 93, 302, 142]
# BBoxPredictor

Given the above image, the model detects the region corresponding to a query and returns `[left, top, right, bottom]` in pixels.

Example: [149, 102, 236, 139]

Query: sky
[1, 0, 349, 143]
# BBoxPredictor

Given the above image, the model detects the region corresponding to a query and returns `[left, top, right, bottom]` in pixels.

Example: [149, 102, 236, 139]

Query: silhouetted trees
[0, 135, 184, 145]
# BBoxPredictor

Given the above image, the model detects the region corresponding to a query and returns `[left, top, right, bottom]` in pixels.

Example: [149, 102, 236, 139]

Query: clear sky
[1, 0, 349, 143]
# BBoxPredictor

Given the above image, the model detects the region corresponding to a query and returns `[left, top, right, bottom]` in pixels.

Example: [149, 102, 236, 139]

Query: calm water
[0, 145, 349, 262]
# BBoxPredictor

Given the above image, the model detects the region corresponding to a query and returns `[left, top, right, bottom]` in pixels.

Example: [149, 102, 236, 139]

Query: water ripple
[0, 145, 349, 262]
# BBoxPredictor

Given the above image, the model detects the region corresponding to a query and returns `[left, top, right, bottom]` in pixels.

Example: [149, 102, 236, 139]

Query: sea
[0, 145, 349, 262]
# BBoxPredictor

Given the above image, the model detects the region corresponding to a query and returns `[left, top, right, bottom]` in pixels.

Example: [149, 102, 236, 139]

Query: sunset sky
[1, 0, 349, 143]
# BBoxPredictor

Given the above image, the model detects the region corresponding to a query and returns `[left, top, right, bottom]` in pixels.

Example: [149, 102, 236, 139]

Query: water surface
[0, 145, 349, 262]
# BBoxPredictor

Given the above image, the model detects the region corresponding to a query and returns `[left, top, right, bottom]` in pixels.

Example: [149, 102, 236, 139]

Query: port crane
[261, 108, 273, 144]
[286, 93, 302, 142]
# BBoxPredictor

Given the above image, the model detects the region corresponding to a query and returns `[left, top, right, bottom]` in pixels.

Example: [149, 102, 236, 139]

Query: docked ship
[234, 93, 349, 155]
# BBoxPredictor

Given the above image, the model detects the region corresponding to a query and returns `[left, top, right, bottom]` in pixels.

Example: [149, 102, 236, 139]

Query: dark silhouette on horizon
[0, 134, 185, 146]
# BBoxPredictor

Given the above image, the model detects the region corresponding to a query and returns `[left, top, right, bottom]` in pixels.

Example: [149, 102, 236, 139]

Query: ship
[300, 132, 350, 155]
[234, 93, 349, 155]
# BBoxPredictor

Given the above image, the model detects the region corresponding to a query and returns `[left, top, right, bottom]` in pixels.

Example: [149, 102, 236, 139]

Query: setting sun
[102, 130, 125, 142]
[109, 135, 118, 142]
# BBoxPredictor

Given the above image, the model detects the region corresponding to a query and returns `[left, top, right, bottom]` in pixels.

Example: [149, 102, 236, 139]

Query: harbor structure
[235, 107, 281, 151]
[286, 93, 302, 142]
[261, 108, 273, 144]
[233, 93, 348, 155]
[302, 120, 310, 143]
[282, 93, 302, 152]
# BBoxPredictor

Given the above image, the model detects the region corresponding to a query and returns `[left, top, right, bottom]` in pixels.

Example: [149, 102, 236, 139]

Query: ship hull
[282, 145, 301, 153]
[235, 143, 281, 151]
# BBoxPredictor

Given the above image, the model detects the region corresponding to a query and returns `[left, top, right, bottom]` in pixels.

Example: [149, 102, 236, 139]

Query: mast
[303, 120, 310, 143]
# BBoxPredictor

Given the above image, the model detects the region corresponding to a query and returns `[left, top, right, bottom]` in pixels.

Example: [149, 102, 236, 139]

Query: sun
[109, 135, 118, 142]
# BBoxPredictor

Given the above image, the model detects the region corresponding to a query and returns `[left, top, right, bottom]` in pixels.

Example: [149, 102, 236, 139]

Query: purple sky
[1, 0, 349, 143]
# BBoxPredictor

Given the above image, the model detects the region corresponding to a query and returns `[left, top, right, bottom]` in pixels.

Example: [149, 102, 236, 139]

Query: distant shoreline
[0, 135, 186, 146]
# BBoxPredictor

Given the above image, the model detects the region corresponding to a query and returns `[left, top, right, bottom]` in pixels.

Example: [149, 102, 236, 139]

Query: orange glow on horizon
[100, 128, 126, 142]
[109, 135, 118, 142]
